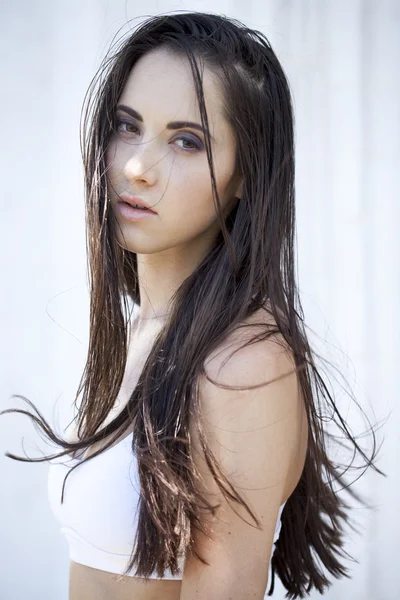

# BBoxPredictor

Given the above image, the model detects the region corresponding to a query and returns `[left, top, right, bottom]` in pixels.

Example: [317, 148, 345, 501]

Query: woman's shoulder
[191, 300, 308, 512]
[203, 300, 294, 388]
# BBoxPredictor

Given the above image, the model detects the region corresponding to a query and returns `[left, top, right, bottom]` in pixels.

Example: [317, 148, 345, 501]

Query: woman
[2, 11, 384, 599]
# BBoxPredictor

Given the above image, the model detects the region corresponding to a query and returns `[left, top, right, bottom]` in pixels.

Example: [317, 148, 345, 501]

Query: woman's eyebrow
[116, 104, 215, 142]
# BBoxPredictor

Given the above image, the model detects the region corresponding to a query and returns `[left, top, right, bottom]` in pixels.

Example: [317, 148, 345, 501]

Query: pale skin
[68, 47, 308, 599]
[107, 46, 243, 325]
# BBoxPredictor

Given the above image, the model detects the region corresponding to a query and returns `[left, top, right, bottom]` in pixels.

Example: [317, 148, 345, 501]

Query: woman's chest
[64, 324, 160, 459]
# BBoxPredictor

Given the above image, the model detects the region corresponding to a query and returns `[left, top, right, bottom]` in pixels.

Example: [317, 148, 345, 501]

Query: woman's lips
[115, 201, 158, 221]
[118, 192, 156, 213]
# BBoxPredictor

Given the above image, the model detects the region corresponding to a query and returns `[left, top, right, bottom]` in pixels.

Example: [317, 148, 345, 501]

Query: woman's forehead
[118, 49, 226, 134]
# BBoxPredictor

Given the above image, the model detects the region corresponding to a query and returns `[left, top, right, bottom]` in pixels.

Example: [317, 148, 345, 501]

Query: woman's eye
[174, 137, 203, 152]
[115, 119, 138, 135]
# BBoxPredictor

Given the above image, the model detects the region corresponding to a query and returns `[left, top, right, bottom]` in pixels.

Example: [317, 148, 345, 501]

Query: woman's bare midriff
[69, 560, 182, 600]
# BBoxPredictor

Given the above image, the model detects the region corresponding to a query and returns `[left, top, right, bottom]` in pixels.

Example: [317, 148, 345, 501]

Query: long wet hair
[1, 11, 385, 598]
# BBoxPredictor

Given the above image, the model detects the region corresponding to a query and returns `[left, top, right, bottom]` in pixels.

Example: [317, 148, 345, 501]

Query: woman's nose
[122, 141, 160, 186]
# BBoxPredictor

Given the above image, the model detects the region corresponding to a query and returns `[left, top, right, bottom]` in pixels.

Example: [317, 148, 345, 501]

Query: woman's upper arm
[180, 333, 307, 600]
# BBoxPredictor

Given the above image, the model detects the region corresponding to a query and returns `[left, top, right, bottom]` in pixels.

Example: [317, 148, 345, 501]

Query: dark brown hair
[1, 11, 385, 598]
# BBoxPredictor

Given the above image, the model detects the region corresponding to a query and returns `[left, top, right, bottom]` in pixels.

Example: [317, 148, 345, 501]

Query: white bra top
[47, 429, 286, 595]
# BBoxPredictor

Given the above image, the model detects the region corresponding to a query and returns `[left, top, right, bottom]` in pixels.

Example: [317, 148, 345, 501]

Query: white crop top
[47, 430, 286, 595]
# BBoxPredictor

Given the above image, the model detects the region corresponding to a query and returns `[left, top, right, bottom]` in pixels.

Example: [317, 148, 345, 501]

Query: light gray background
[0, 1, 398, 599]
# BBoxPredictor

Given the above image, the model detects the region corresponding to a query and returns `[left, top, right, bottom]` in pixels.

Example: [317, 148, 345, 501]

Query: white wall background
[0, 1, 398, 598]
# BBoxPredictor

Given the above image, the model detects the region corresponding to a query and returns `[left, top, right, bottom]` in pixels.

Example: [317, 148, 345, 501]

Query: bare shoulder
[194, 302, 308, 502]
[203, 302, 297, 388]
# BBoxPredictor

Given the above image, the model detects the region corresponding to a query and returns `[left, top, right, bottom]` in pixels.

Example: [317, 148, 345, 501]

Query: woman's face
[106, 47, 243, 257]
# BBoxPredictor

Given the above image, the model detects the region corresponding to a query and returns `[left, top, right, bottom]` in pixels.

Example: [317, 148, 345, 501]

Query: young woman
[2, 11, 384, 600]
